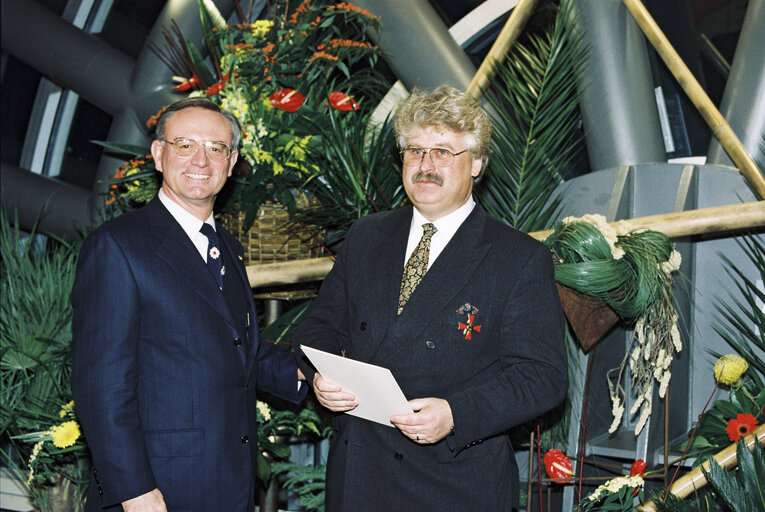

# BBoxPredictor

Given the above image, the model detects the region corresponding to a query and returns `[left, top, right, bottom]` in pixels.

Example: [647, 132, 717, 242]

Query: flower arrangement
[543, 213, 683, 435]
[673, 353, 764, 464]
[112, 0, 394, 234]
[10, 400, 90, 511]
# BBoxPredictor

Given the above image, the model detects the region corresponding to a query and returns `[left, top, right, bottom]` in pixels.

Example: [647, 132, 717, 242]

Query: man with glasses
[294, 86, 567, 511]
[71, 97, 305, 512]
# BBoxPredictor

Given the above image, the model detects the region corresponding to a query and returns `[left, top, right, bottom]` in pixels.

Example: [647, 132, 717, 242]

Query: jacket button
[233, 337, 242, 347]
[360, 322, 367, 331]
[241, 435, 249, 443]
[394, 452, 403, 460]
[425, 340, 435, 349]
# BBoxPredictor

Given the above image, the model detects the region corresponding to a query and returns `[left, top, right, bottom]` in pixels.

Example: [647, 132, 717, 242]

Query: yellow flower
[251, 20, 274, 38]
[714, 354, 748, 386]
[51, 421, 81, 448]
[59, 400, 75, 418]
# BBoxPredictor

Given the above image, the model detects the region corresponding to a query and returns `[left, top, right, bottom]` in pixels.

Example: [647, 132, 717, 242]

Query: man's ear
[470, 155, 482, 178]
[227, 150, 239, 177]
[150, 140, 163, 172]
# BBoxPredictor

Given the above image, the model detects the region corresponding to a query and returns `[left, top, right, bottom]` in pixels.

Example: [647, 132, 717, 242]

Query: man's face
[151, 107, 238, 220]
[401, 125, 482, 222]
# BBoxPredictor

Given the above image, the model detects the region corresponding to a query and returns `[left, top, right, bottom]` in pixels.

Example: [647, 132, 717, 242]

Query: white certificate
[301, 345, 413, 427]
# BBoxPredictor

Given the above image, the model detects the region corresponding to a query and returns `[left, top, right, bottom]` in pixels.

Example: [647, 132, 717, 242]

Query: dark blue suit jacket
[295, 204, 567, 512]
[71, 198, 305, 511]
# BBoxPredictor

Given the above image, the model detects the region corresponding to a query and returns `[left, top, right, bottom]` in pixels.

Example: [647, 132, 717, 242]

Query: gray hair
[154, 97, 241, 149]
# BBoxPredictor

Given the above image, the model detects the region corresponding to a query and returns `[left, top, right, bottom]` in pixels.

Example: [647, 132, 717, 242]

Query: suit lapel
[217, 226, 261, 375]
[145, 199, 236, 328]
[371, 206, 492, 365]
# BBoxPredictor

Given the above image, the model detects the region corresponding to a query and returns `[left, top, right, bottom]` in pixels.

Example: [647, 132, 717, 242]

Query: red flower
[205, 74, 229, 97]
[327, 91, 359, 111]
[171, 75, 199, 92]
[726, 413, 759, 442]
[269, 88, 305, 112]
[543, 449, 573, 483]
[630, 459, 647, 476]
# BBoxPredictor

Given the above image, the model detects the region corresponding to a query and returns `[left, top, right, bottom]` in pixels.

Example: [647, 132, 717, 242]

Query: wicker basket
[218, 195, 326, 266]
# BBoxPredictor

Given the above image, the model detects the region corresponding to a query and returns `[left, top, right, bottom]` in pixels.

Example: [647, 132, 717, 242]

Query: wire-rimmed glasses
[399, 147, 470, 166]
[162, 138, 233, 161]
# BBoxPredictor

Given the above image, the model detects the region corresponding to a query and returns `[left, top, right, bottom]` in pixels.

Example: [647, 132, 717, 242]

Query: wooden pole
[530, 201, 765, 241]
[638, 425, 765, 511]
[622, 0, 765, 199]
[246, 201, 764, 288]
[466, 0, 541, 99]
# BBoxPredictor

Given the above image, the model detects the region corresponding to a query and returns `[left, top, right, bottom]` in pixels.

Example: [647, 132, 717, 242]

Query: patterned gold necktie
[398, 223, 437, 314]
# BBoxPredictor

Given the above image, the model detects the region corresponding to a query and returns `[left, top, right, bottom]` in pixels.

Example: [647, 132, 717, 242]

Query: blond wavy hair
[393, 85, 491, 174]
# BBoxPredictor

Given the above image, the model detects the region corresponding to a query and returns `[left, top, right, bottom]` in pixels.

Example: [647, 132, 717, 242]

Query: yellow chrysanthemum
[714, 354, 748, 386]
[51, 421, 81, 448]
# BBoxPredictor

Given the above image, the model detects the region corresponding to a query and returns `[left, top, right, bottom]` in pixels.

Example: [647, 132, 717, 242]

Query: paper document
[301, 346, 412, 427]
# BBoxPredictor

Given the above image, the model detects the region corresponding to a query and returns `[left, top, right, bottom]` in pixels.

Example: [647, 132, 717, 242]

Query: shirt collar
[158, 189, 216, 238]
[411, 196, 475, 236]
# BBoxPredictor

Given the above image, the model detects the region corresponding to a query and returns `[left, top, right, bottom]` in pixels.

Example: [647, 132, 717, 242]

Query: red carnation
[726, 413, 759, 442]
[543, 449, 573, 483]
[269, 88, 305, 112]
[327, 91, 359, 111]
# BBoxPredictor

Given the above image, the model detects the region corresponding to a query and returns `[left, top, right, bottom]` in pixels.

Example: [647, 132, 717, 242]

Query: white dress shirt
[158, 189, 217, 262]
[404, 196, 476, 270]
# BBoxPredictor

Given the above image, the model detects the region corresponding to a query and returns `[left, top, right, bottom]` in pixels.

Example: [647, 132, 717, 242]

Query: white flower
[256, 401, 271, 421]
[659, 371, 672, 398]
[634, 390, 653, 435]
[671, 322, 682, 352]
[609, 395, 624, 434]
[589, 475, 644, 502]
[629, 346, 640, 372]
[630, 393, 645, 415]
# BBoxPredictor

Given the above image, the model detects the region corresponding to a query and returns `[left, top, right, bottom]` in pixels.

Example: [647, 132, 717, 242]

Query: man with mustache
[294, 85, 567, 511]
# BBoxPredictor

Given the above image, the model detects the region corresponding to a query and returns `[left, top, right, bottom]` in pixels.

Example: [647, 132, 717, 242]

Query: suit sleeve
[254, 327, 308, 403]
[70, 230, 156, 506]
[292, 225, 354, 387]
[445, 243, 568, 453]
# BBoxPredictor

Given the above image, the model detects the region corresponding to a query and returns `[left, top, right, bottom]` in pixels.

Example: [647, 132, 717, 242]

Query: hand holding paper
[301, 346, 413, 427]
[313, 373, 358, 412]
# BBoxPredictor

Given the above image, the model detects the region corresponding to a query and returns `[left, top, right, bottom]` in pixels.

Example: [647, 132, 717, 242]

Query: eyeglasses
[162, 138, 232, 161]
[399, 147, 470, 166]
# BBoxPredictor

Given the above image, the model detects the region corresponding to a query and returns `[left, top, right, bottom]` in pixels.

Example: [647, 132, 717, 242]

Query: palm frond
[478, 0, 587, 232]
[712, 230, 765, 380]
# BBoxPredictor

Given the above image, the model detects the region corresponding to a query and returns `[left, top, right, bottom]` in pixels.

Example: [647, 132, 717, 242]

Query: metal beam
[706, 0, 765, 167]
[573, 0, 666, 170]
[352, 0, 476, 91]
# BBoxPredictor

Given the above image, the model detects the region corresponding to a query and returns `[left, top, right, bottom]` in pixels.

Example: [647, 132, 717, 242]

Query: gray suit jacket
[295, 204, 567, 512]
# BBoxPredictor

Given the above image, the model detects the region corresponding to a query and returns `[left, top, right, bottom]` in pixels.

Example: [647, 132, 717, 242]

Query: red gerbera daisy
[725, 413, 759, 442]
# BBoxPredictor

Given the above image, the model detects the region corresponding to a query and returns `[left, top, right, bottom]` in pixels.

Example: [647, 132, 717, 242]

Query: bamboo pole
[246, 201, 764, 288]
[466, 0, 541, 99]
[622, 0, 765, 199]
[529, 201, 765, 241]
[638, 425, 765, 511]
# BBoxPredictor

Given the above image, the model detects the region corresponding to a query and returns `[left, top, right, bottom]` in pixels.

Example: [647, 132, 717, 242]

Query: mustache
[411, 171, 443, 186]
